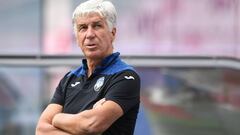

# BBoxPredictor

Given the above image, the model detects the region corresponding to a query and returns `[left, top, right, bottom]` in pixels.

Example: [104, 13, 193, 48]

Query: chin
[85, 52, 103, 59]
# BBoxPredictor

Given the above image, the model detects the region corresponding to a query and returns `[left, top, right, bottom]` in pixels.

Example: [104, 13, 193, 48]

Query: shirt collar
[81, 52, 120, 75]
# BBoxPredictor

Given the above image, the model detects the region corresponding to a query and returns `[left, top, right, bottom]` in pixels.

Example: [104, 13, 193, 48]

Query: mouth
[86, 44, 97, 49]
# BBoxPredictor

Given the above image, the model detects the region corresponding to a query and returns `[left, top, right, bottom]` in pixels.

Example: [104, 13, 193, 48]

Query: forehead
[76, 13, 106, 25]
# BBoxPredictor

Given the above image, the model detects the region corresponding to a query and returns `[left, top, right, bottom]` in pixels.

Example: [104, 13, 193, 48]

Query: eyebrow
[77, 19, 104, 26]
[77, 24, 86, 28]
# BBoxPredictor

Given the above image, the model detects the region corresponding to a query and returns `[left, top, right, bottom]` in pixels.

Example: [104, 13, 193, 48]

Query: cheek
[76, 35, 84, 47]
[106, 35, 114, 45]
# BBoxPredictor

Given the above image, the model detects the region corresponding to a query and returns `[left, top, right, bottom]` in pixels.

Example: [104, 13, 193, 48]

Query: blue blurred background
[1, 0, 240, 135]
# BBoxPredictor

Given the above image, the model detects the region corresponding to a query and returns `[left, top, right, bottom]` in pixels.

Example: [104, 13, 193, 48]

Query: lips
[86, 44, 97, 49]
[87, 44, 96, 46]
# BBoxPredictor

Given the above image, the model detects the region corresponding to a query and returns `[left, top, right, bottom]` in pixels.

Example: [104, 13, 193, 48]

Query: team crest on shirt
[94, 77, 105, 91]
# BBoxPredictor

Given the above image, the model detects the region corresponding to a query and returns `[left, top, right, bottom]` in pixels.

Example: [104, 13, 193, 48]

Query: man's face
[75, 13, 116, 60]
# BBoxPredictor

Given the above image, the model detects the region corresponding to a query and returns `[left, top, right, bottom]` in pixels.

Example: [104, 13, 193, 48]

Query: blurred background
[0, 0, 240, 135]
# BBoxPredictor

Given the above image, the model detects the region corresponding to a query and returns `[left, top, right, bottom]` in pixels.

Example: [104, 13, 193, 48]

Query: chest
[63, 75, 110, 113]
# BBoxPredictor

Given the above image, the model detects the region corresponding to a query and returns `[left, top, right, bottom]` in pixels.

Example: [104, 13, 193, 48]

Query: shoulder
[57, 66, 83, 89]
[102, 58, 138, 76]
[113, 69, 140, 81]
[68, 66, 85, 77]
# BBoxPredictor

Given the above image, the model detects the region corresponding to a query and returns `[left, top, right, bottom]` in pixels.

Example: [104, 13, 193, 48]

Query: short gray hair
[72, 0, 117, 35]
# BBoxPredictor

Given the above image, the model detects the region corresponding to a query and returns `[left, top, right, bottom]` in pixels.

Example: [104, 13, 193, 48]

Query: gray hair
[72, 0, 117, 35]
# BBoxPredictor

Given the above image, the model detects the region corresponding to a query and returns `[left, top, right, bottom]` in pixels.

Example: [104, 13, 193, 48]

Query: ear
[111, 27, 116, 42]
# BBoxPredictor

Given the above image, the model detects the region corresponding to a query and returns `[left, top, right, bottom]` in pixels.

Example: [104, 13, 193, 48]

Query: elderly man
[36, 0, 140, 135]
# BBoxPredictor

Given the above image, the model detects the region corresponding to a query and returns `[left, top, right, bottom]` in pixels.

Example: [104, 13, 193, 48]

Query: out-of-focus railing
[1, 55, 240, 70]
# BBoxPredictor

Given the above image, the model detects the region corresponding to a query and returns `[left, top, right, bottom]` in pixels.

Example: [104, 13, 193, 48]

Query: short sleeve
[105, 70, 141, 113]
[50, 72, 70, 105]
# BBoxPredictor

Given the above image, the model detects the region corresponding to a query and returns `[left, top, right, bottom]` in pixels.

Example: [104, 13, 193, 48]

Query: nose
[86, 27, 95, 39]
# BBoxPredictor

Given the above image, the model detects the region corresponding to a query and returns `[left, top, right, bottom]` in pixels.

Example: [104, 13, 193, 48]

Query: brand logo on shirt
[71, 82, 80, 87]
[124, 75, 135, 80]
[94, 77, 105, 91]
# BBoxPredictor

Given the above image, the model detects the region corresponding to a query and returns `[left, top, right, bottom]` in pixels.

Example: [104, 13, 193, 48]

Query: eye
[93, 22, 103, 29]
[77, 25, 87, 32]
[96, 24, 102, 27]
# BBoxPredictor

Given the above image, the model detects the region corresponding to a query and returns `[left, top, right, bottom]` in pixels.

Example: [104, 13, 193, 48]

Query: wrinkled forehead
[76, 13, 107, 25]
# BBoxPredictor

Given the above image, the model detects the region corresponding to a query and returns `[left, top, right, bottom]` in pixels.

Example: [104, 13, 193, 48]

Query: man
[35, 0, 140, 135]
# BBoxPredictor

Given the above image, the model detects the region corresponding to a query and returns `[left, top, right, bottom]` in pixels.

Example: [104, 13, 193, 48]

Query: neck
[87, 58, 101, 77]
[85, 52, 113, 77]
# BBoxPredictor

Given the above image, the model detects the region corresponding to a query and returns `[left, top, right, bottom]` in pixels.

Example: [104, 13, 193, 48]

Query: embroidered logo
[124, 75, 135, 80]
[94, 77, 105, 91]
[71, 82, 80, 87]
